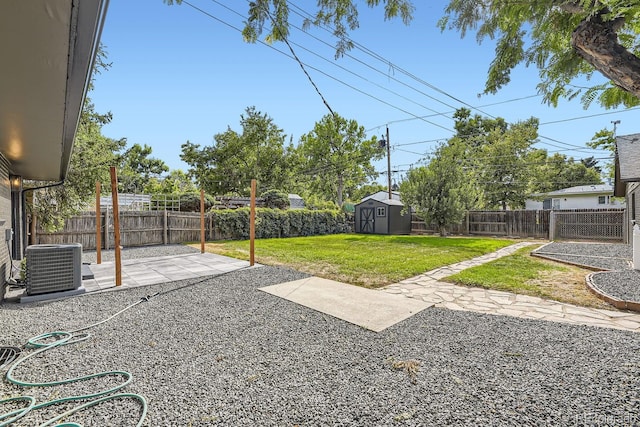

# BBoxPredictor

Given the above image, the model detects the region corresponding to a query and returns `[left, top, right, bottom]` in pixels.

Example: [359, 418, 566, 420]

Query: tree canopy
[400, 142, 478, 235]
[294, 113, 383, 207]
[180, 106, 293, 196]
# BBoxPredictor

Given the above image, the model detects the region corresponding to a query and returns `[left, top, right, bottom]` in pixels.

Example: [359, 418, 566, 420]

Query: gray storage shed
[354, 198, 411, 235]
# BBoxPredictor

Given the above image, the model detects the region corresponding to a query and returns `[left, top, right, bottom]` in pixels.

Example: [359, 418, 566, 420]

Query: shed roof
[357, 198, 404, 206]
[361, 190, 401, 202]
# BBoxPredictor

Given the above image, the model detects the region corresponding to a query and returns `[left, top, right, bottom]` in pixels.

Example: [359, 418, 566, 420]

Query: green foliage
[197, 0, 640, 108]
[261, 189, 290, 209]
[293, 113, 383, 207]
[400, 143, 478, 236]
[527, 150, 602, 194]
[180, 106, 294, 196]
[242, 0, 414, 58]
[117, 143, 169, 193]
[209, 208, 351, 240]
[439, 1, 640, 108]
[32, 99, 126, 232]
[448, 109, 539, 210]
[350, 183, 387, 202]
[208, 234, 514, 288]
[302, 194, 338, 210]
[178, 193, 216, 212]
[144, 169, 196, 195]
[587, 128, 617, 178]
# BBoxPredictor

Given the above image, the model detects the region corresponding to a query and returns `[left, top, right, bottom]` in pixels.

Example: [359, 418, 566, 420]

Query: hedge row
[210, 208, 353, 240]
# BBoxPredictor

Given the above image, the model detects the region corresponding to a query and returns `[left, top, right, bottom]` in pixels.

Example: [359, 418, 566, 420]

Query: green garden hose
[0, 296, 155, 426]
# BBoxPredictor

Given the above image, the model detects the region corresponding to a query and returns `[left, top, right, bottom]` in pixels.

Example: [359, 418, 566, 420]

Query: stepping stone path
[381, 241, 640, 333]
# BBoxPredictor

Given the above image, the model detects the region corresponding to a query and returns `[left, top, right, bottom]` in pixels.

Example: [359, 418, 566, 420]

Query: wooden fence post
[200, 189, 205, 253]
[250, 179, 256, 266]
[104, 207, 110, 250]
[163, 210, 168, 245]
[109, 167, 122, 286]
[549, 211, 556, 241]
[96, 181, 101, 264]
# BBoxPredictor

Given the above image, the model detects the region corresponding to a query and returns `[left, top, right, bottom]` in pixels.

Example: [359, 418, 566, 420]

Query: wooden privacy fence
[412, 209, 624, 241]
[33, 210, 354, 249]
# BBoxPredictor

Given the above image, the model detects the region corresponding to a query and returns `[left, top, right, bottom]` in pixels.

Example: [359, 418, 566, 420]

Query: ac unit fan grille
[26, 244, 82, 295]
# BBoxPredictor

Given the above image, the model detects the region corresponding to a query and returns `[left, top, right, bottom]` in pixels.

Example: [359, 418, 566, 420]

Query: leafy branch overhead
[184, 0, 640, 109]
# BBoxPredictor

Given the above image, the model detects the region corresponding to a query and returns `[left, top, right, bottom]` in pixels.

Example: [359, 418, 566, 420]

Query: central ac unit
[25, 243, 82, 295]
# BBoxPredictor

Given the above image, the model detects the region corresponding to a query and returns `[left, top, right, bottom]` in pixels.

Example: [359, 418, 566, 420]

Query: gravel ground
[82, 244, 200, 264]
[590, 269, 640, 302]
[2, 265, 640, 426]
[534, 253, 632, 271]
[532, 242, 640, 303]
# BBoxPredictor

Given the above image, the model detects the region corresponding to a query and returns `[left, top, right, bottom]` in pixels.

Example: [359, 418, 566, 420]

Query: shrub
[261, 190, 290, 210]
[179, 193, 216, 212]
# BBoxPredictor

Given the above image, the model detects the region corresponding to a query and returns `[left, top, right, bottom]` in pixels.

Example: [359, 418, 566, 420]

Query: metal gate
[360, 207, 375, 233]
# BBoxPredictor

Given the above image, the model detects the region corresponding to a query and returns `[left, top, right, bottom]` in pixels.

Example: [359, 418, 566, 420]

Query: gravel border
[82, 244, 200, 264]
[589, 270, 640, 304]
[532, 242, 640, 304]
[1, 266, 640, 426]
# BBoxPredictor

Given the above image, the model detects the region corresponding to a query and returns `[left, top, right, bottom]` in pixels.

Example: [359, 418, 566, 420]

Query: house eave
[0, 0, 109, 181]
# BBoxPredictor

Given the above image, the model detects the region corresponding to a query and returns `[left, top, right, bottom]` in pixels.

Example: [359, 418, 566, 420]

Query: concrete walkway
[382, 241, 640, 333]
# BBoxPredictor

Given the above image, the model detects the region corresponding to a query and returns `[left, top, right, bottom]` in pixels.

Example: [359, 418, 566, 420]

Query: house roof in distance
[531, 184, 613, 198]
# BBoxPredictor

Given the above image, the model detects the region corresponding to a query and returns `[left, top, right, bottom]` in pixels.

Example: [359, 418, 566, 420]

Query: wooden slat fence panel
[468, 211, 507, 235]
[36, 212, 99, 248]
[167, 212, 202, 244]
[111, 211, 165, 247]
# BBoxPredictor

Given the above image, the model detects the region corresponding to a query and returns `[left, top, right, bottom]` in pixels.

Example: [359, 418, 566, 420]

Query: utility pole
[611, 120, 620, 137]
[379, 126, 392, 199]
[385, 126, 391, 199]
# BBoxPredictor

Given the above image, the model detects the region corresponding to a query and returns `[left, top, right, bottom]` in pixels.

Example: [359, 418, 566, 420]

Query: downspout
[21, 180, 65, 257]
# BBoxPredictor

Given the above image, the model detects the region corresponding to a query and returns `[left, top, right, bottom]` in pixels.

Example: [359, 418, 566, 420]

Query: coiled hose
[0, 295, 156, 426]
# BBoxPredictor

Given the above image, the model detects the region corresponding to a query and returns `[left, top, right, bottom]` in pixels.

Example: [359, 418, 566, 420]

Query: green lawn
[199, 234, 515, 288]
[443, 246, 612, 308]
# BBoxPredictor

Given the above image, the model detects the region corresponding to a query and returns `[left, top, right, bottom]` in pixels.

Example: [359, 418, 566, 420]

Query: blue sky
[91, 0, 638, 187]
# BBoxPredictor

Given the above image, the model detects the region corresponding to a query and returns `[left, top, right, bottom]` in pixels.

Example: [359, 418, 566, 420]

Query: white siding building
[525, 184, 624, 210]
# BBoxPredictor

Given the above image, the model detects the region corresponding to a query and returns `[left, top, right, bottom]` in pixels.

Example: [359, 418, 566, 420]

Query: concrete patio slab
[259, 276, 433, 332]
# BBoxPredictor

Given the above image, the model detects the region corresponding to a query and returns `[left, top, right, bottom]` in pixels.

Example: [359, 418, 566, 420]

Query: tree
[400, 143, 478, 236]
[587, 128, 617, 178]
[449, 109, 539, 210]
[527, 150, 602, 194]
[143, 169, 196, 194]
[439, 2, 640, 108]
[180, 107, 292, 196]
[118, 143, 169, 193]
[294, 113, 383, 207]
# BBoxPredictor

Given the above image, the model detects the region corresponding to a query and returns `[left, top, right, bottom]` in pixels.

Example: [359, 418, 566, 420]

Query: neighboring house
[525, 184, 624, 210]
[614, 133, 640, 244]
[1, 0, 108, 280]
[354, 191, 411, 235]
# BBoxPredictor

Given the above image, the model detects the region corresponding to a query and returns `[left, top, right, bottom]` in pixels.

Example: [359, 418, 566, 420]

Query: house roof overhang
[615, 133, 640, 187]
[0, 0, 109, 181]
